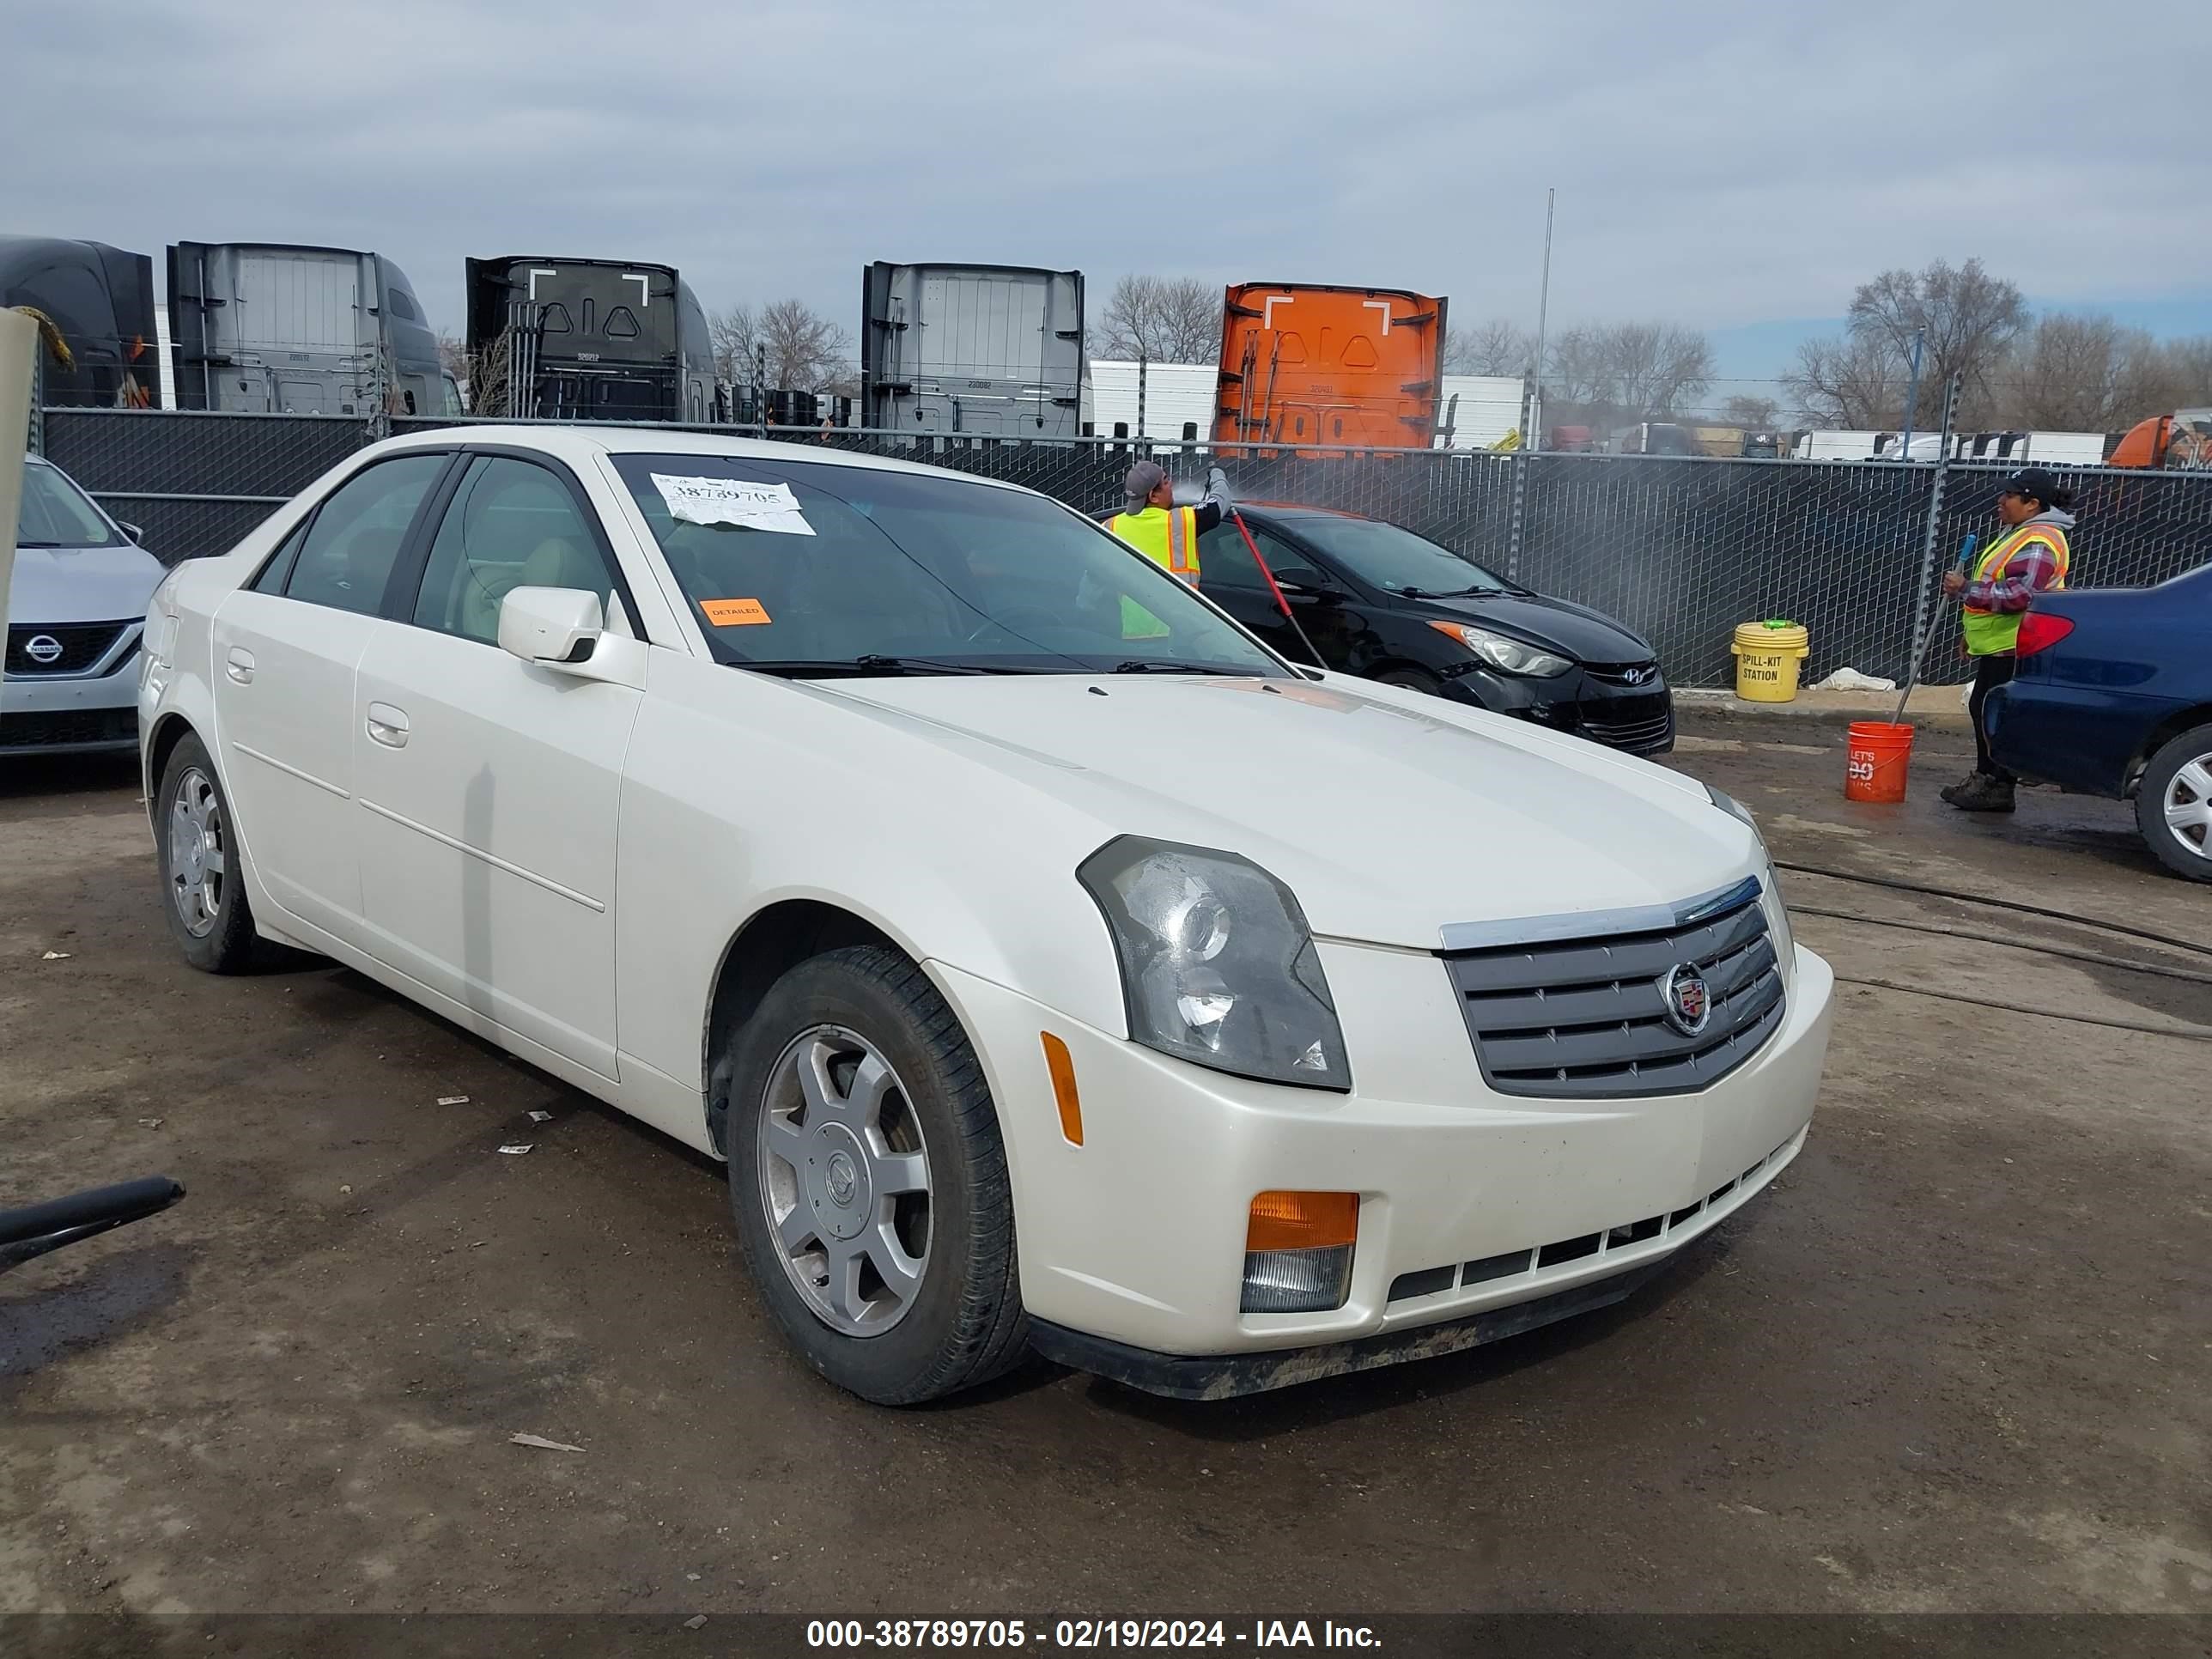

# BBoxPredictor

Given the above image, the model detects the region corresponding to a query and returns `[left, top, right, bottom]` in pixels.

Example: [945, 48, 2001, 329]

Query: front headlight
[1426, 620, 1571, 677]
[145, 569, 182, 668]
[1707, 785, 1796, 977]
[1078, 837, 1351, 1091]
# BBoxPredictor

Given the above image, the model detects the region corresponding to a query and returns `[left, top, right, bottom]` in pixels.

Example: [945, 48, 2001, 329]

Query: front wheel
[156, 733, 259, 972]
[723, 945, 1027, 1403]
[2136, 724, 2212, 883]
[1374, 666, 1442, 696]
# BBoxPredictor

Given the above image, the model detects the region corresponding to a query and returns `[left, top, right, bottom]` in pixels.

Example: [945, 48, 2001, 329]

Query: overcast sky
[13, 0, 2211, 389]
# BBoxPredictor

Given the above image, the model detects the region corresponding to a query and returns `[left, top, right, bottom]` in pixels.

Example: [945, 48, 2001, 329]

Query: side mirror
[1272, 567, 1336, 599]
[118, 523, 143, 543]
[500, 586, 604, 669]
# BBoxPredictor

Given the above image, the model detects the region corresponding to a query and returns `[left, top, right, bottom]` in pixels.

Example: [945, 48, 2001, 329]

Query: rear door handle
[366, 702, 410, 749]
[225, 647, 255, 684]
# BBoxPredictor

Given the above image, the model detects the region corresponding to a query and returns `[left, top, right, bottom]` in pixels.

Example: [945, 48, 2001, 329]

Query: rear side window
[284, 454, 447, 616]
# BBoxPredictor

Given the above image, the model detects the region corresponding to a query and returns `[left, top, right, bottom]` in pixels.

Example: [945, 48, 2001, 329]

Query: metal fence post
[1899, 372, 1966, 690]
[1505, 445, 1531, 581]
[27, 344, 44, 456]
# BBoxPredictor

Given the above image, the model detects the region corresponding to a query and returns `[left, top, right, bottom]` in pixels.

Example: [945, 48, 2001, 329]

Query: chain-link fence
[37, 408, 2212, 687]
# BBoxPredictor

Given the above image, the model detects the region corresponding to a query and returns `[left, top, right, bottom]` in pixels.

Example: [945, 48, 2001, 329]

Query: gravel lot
[3, 708, 2207, 1624]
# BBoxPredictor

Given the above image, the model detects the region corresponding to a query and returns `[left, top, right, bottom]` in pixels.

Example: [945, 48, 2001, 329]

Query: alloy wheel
[756, 1024, 933, 1336]
[168, 767, 228, 938]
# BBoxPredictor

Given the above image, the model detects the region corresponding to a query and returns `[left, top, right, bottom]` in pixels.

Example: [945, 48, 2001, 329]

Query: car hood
[816, 673, 1753, 949]
[4, 543, 167, 626]
[1414, 591, 1656, 665]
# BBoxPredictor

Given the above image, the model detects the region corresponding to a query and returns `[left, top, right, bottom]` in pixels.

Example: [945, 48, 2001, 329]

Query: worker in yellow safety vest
[1103, 460, 1231, 638]
[1939, 466, 2075, 813]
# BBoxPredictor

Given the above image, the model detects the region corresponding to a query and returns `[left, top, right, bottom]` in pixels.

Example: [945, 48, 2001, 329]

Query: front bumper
[1437, 665, 1674, 754]
[1, 628, 144, 754]
[930, 939, 1832, 1383]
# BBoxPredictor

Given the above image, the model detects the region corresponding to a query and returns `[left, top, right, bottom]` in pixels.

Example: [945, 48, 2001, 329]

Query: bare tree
[434, 329, 469, 379]
[1097, 275, 1219, 362]
[2002, 312, 2186, 430]
[1444, 319, 1535, 377]
[1541, 321, 1714, 427]
[1848, 260, 2027, 416]
[708, 304, 758, 384]
[1721, 393, 1780, 429]
[751, 299, 854, 393]
[2162, 337, 2212, 407]
[1785, 333, 1912, 428]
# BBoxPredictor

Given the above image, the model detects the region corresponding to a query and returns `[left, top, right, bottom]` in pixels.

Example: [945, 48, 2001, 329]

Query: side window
[410, 456, 615, 645]
[283, 453, 447, 614]
[252, 518, 312, 594]
[1195, 523, 1266, 592]
[1197, 523, 1306, 592]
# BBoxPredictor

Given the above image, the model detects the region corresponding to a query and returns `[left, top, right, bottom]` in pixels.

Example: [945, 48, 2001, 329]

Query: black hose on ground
[1790, 905, 2212, 987]
[1836, 976, 2212, 1042]
[1773, 860, 2212, 960]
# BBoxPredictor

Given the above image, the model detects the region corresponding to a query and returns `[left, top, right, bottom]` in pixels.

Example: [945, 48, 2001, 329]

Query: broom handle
[1891, 534, 1978, 726]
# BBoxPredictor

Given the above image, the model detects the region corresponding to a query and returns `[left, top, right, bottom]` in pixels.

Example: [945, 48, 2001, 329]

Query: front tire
[1375, 666, 1442, 696]
[2136, 724, 2212, 883]
[157, 732, 259, 972]
[723, 945, 1027, 1403]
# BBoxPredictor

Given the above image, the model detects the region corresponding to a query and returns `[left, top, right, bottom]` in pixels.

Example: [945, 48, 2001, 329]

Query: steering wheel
[964, 605, 1065, 646]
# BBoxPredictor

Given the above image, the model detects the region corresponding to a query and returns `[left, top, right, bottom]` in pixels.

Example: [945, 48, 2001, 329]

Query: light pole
[1527, 187, 1555, 448]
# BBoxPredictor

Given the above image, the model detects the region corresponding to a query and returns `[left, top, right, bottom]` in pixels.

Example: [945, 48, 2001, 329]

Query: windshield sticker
[700, 598, 772, 627]
[652, 474, 816, 536]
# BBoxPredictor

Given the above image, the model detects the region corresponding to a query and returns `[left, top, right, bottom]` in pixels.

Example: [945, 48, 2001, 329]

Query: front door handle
[226, 647, 255, 684]
[366, 702, 410, 749]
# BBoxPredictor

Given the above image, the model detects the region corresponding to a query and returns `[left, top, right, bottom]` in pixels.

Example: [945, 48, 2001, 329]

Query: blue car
[1986, 562, 2212, 882]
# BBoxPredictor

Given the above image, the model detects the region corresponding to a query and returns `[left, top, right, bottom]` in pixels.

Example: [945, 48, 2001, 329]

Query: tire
[722, 944, 1027, 1403]
[1375, 666, 1442, 696]
[156, 732, 259, 973]
[2134, 724, 2212, 884]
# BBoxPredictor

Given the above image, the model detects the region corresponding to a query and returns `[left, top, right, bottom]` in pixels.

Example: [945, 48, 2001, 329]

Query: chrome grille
[1582, 660, 1662, 689]
[1443, 878, 1784, 1099]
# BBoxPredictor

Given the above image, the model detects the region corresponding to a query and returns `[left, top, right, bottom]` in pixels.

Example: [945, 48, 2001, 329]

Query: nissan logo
[24, 635, 64, 665]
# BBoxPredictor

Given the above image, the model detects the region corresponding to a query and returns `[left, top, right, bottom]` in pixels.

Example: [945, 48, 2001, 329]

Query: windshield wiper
[735, 655, 1038, 678]
[1111, 659, 1249, 676]
[11, 540, 62, 549]
[1402, 585, 1501, 599]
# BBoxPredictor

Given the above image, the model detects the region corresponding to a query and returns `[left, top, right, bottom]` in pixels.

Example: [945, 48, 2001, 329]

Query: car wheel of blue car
[2136, 723, 2212, 883]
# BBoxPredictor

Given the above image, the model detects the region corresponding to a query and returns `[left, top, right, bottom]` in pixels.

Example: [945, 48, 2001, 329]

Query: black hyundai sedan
[1182, 503, 1674, 755]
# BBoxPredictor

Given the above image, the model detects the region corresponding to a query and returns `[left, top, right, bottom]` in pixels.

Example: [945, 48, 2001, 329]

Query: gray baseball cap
[1122, 459, 1167, 506]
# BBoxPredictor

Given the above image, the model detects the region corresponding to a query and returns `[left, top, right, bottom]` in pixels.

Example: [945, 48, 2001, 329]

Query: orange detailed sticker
[701, 598, 771, 626]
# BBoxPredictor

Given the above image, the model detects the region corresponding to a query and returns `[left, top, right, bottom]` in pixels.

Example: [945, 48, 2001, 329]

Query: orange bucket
[1844, 721, 1915, 803]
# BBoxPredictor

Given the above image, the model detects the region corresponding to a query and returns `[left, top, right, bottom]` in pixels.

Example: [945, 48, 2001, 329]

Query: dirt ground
[3, 708, 2208, 1623]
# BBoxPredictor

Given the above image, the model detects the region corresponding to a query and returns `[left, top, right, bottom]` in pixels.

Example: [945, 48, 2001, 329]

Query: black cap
[2000, 466, 2061, 507]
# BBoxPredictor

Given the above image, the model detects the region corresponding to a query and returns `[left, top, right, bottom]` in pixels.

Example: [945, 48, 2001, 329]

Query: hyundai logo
[24, 635, 64, 665]
[1622, 665, 1651, 685]
[1659, 963, 1712, 1036]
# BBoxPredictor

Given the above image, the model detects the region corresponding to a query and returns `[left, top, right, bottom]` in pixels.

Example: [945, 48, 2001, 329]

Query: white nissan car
[139, 428, 1833, 1403]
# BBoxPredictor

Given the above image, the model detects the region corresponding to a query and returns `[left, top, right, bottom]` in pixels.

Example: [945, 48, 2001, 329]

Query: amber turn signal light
[1245, 1189, 1358, 1253]
[1041, 1032, 1082, 1146]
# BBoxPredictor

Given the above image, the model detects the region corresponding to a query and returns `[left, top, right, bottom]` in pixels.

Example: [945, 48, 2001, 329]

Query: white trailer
[1432, 375, 1523, 449]
[1084, 360, 1218, 447]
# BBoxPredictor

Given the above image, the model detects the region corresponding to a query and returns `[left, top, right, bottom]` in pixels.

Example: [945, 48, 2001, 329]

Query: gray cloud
[11, 0, 2209, 364]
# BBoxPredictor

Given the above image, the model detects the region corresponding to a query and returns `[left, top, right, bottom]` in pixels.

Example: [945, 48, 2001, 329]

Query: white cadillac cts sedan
[139, 427, 1833, 1403]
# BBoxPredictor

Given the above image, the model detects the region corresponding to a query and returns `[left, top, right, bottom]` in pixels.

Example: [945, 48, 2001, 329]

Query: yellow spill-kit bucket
[1730, 619, 1810, 702]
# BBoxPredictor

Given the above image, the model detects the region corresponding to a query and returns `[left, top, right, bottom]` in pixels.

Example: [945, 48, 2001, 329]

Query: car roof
[368, 424, 1037, 493]
[1231, 501, 1370, 522]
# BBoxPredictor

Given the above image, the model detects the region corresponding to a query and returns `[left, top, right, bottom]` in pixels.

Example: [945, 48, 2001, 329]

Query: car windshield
[16, 462, 118, 548]
[1282, 516, 1511, 598]
[611, 453, 1289, 678]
